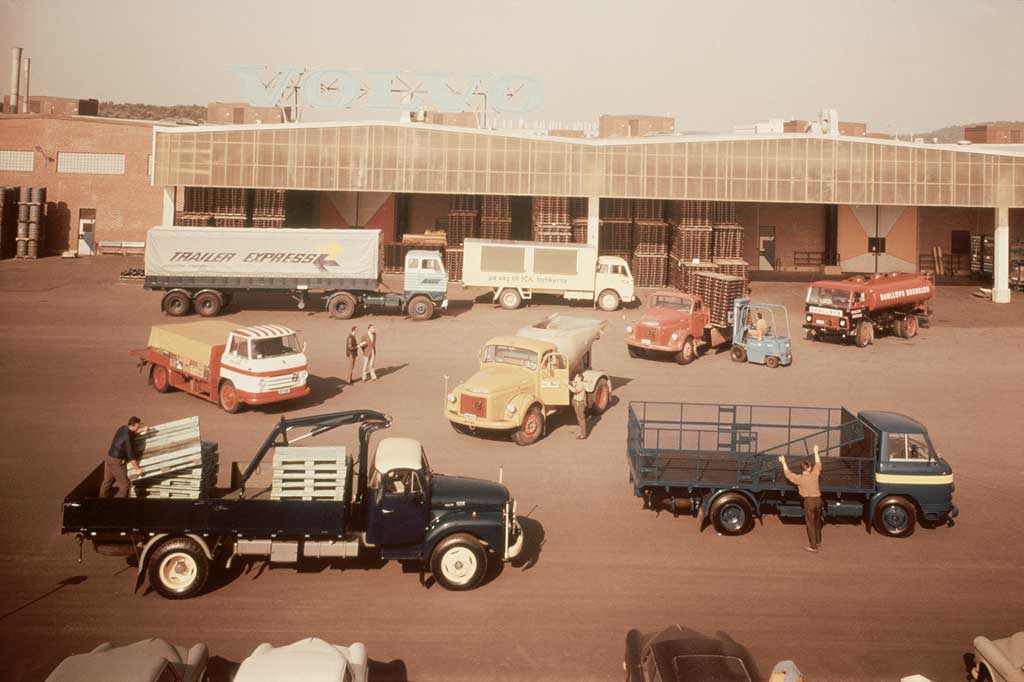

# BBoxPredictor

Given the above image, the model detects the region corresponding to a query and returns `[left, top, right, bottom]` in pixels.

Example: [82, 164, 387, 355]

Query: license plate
[462, 413, 477, 421]
[277, 388, 290, 394]
[641, 339, 652, 346]
[816, 320, 825, 326]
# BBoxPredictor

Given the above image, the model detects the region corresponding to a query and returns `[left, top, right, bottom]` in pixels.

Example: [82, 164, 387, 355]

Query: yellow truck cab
[446, 315, 612, 445]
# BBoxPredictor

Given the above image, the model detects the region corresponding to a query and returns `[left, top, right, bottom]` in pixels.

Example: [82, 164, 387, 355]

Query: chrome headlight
[805, 314, 812, 322]
[447, 393, 456, 404]
[670, 332, 679, 342]
[506, 402, 517, 414]
[625, 325, 633, 334]
[298, 370, 308, 382]
[839, 319, 847, 327]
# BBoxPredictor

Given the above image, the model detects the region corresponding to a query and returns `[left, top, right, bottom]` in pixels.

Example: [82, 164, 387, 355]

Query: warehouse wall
[838, 205, 918, 273]
[318, 191, 396, 241]
[736, 202, 827, 270]
[406, 194, 449, 235]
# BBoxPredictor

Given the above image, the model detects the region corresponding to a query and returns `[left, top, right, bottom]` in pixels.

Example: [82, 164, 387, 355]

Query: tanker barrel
[515, 314, 607, 366]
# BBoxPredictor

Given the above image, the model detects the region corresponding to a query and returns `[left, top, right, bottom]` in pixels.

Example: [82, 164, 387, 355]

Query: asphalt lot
[1, 256, 1022, 682]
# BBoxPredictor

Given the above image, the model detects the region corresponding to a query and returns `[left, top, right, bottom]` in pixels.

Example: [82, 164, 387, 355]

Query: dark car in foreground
[625, 626, 762, 682]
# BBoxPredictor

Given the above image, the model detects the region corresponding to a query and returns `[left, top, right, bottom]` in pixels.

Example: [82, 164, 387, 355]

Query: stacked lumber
[128, 417, 218, 499]
[632, 254, 669, 288]
[445, 248, 464, 281]
[671, 226, 713, 261]
[679, 261, 720, 293]
[599, 221, 632, 254]
[402, 232, 446, 247]
[713, 258, 750, 285]
[712, 224, 744, 259]
[480, 195, 512, 240]
[271, 447, 349, 501]
[693, 272, 745, 325]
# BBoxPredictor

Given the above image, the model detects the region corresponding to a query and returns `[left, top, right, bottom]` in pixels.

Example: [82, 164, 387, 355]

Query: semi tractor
[61, 410, 525, 597]
[144, 227, 447, 321]
[131, 321, 310, 413]
[626, 401, 957, 537]
[803, 272, 934, 347]
[446, 314, 613, 445]
[461, 238, 635, 311]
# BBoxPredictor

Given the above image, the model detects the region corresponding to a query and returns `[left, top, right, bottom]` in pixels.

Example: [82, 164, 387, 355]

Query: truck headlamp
[670, 332, 679, 342]
[298, 370, 308, 383]
[625, 325, 633, 334]
[839, 319, 847, 328]
[506, 403, 517, 415]
[447, 393, 456, 404]
[805, 314, 812, 322]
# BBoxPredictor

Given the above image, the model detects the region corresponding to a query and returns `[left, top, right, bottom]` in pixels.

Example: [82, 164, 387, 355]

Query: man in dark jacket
[345, 326, 360, 384]
[99, 416, 146, 498]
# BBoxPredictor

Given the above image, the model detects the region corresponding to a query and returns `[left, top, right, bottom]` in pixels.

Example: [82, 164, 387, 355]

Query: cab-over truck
[62, 410, 524, 598]
[627, 401, 957, 537]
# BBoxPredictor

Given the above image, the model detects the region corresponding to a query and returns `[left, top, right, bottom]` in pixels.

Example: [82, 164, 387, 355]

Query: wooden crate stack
[632, 255, 669, 288]
[445, 247, 464, 281]
[480, 195, 512, 240]
[632, 200, 670, 288]
[712, 224, 744, 259]
[601, 198, 632, 221]
[570, 197, 589, 244]
[271, 447, 349, 501]
[671, 226, 713, 261]
[447, 195, 478, 246]
[679, 261, 720, 293]
[693, 272, 746, 326]
[532, 196, 572, 243]
[713, 258, 749, 286]
[252, 189, 286, 228]
[128, 417, 218, 500]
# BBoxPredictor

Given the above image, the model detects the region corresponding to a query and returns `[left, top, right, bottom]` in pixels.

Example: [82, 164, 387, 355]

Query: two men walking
[344, 324, 378, 384]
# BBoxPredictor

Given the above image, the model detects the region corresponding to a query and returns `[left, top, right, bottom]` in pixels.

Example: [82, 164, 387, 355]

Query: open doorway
[758, 225, 776, 270]
[510, 196, 532, 240]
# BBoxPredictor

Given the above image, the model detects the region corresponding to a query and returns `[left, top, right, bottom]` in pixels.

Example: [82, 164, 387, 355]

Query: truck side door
[365, 468, 429, 547]
[538, 352, 570, 406]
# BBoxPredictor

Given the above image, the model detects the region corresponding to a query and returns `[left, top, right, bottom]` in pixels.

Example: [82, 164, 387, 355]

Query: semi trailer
[803, 272, 934, 347]
[61, 410, 524, 598]
[461, 238, 635, 311]
[144, 227, 447, 321]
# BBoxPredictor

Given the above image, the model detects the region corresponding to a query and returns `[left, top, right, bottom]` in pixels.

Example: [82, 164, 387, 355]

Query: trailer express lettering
[168, 251, 339, 269]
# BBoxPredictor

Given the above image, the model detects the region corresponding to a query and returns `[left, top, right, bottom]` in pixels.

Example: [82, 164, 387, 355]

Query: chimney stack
[21, 58, 30, 113]
[8, 47, 22, 115]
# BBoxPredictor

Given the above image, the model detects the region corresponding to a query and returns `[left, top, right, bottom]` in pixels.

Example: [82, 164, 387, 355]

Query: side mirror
[301, 341, 308, 353]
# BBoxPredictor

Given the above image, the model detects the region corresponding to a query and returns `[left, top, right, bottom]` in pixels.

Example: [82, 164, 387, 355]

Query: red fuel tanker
[803, 272, 934, 347]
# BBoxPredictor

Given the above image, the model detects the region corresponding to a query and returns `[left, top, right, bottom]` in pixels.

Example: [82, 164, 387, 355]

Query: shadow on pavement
[511, 516, 545, 571]
[0, 575, 87, 621]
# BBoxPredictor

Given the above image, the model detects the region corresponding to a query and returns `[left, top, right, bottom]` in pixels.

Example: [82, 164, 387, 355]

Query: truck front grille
[460, 394, 488, 418]
[264, 373, 300, 390]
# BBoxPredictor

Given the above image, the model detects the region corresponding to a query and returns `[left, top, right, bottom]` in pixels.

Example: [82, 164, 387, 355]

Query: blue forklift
[728, 298, 792, 368]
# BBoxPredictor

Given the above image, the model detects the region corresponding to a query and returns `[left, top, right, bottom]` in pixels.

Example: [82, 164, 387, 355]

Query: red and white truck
[803, 272, 934, 347]
[132, 321, 310, 413]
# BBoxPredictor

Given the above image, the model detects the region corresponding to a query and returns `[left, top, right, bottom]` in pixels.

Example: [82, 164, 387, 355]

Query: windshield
[482, 345, 539, 370]
[650, 295, 692, 312]
[806, 286, 852, 308]
[887, 432, 936, 461]
[251, 334, 302, 359]
[672, 655, 751, 681]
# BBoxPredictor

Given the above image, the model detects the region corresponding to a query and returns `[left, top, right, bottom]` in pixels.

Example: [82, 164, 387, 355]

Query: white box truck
[461, 238, 635, 311]
[144, 227, 447, 321]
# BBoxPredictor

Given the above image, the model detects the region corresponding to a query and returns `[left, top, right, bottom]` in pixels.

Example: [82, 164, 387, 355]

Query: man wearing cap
[99, 416, 146, 498]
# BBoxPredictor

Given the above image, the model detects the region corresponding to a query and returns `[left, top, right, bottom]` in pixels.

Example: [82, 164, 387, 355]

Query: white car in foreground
[45, 639, 207, 682]
[234, 638, 369, 682]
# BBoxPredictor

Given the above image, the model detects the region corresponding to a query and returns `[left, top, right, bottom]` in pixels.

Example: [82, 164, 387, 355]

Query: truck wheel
[903, 315, 918, 338]
[148, 537, 209, 599]
[873, 497, 916, 538]
[588, 378, 612, 415]
[894, 318, 906, 338]
[498, 289, 522, 310]
[193, 291, 223, 317]
[151, 366, 172, 393]
[710, 494, 754, 536]
[162, 291, 192, 317]
[326, 292, 358, 319]
[765, 356, 780, 369]
[512, 406, 545, 446]
[675, 337, 696, 365]
[408, 296, 435, 321]
[218, 380, 241, 414]
[597, 289, 621, 312]
[730, 345, 747, 363]
[430, 533, 488, 591]
[855, 320, 872, 348]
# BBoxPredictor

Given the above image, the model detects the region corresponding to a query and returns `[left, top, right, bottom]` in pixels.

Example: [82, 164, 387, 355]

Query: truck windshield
[887, 432, 936, 461]
[650, 295, 692, 312]
[251, 334, 302, 359]
[806, 286, 852, 308]
[482, 345, 539, 370]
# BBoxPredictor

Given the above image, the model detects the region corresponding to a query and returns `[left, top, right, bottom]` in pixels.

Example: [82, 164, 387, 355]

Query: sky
[1, 0, 1022, 134]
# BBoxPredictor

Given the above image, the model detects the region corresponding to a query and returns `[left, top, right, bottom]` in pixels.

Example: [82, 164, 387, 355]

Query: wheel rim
[502, 292, 517, 307]
[159, 552, 197, 592]
[524, 414, 539, 435]
[413, 301, 429, 316]
[168, 296, 186, 314]
[220, 384, 237, 410]
[882, 504, 909, 533]
[596, 384, 609, 410]
[907, 318, 916, 336]
[601, 293, 616, 310]
[440, 547, 478, 586]
[683, 341, 693, 361]
[720, 504, 746, 533]
[154, 368, 167, 390]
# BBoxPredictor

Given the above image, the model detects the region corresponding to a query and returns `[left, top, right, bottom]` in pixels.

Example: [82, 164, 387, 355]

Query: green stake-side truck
[626, 401, 957, 537]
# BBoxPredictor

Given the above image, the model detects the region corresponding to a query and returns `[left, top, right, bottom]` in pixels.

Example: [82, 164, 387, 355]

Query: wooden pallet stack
[693, 272, 746, 325]
[480, 195, 512, 240]
[252, 189, 286, 228]
[713, 257, 750, 286]
[712, 224, 744, 259]
[532, 196, 572, 243]
[632, 200, 670, 288]
[671, 226, 713, 261]
[632, 255, 669, 287]
[447, 195, 478, 247]
[445, 247, 464, 281]
[570, 197, 589, 244]
[679, 261, 720, 293]
[271, 447, 349, 501]
[128, 417, 218, 499]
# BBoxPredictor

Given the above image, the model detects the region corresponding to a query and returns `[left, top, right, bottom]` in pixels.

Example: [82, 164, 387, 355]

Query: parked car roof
[45, 639, 207, 682]
[233, 638, 365, 682]
[634, 626, 759, 682]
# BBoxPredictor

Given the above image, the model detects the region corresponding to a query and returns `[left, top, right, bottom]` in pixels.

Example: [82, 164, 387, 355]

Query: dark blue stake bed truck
[627, 402, 957, 537]
[62, 410, 524, 598]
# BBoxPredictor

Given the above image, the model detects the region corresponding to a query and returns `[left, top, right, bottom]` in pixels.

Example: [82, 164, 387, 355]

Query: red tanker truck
[803, 272, 933, 347]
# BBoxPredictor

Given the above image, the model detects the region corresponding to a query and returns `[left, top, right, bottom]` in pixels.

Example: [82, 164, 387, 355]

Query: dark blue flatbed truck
[626, 402, 957, 537]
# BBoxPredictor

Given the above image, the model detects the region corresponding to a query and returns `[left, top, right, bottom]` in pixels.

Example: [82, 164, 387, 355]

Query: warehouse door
[511, 197, 532, 240]
[758, 225, 776, 270]
[78, 208, 96, 256]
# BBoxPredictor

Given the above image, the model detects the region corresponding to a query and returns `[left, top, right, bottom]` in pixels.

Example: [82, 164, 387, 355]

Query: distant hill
[98, 101, 206, 123]
[913, 121, 1024, 143]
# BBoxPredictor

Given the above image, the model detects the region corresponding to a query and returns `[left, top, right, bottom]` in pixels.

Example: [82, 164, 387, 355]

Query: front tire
[588, 378, 612, 415]
[407, 295, 435, 321]
[326, 292, 358, 320]
[855, 320, 873, 348]
[498, 288, 522, 310]
[219, 380, 241, 414]
[730, 345, 747, 363]
[873, 497, 916, 538]
[675, 337, 696, 365]
[710, 494, 755, 536]
[430, 533, 488, 591]
[148, 537, 209, 600]
[597, 289, 621, 312]
[903, 315, 918, 338]
[765, 356, 780, 369]
[512, 405, 544, 446]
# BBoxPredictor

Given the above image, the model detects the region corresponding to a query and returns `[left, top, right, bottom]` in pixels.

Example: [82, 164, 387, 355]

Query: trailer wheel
[597, 289, 621, 312]
[894, 318, 906, 338]
[588, 378, 612, 415]
[710, 494, 754, 536]
[193, 291, 223, 317]
[326, 292, 358, 319]
[148, 537, 209, 600]
[407, 296, 435, 321]
[151, 366, 172, 393]
[855, 320, 872, 348]
[498, 289, 522, 310]
[430, 533, 488, 591]
[512, 405, 545, 446]
[765, 356, 780, 369]
[730, 345, 747, 363]
[903, 315, 918, 338]
[675, 337, 696, 365]
[873, 497, 916, 538]
[218, 380, 241, 414]
[162, 291, 192, 317]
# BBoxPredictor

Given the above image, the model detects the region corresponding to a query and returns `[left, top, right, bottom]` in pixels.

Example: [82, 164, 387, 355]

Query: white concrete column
[162, 187, 175, 226]
[992, 206, 1010, 303]
[587, 195, 599, 246]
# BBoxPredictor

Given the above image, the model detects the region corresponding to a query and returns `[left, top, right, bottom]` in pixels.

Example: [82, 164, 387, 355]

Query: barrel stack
[15, 186, 45, 258]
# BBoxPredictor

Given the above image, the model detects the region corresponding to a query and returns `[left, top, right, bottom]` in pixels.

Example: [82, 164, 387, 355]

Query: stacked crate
[128, 417, 218, 500]
[445, 248, 464, 282]
[712, 224, 744, 259]
[271, 447, 349, 501]
[599, 221, 632, 255]
[693, 272, 746, 326]
[632, 201, 670, 287]
[713, 258, 750, 286]
[480, 195, 512, 240]
[252, 189, 286, 228]
[679, 261, 719, 293]
[632, 255, 670, 288]
[532, 196, 572, 243]
[570, 197, 589, 244]
[446, 195, 478, 279]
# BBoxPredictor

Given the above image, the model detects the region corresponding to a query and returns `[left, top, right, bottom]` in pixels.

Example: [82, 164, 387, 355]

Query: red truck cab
[625, 291, 708, 365]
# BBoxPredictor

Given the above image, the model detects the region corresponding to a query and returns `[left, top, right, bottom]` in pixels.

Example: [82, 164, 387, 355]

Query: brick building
[1, 95, 99, 116]
[598, 114, 674, 138]
[964, 124, 1024, 144]
[207, 102, 289, 125]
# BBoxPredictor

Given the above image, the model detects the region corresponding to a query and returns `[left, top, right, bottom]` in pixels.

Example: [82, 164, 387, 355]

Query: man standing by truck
[570, 373, 588, 439]
[345, 326, 360, 384]
[362, 324, 378, 382]
[99, 416, 146, 498]
[779, 446, 823, 553]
